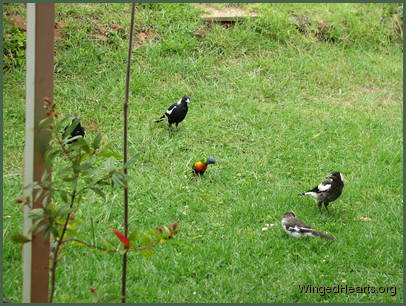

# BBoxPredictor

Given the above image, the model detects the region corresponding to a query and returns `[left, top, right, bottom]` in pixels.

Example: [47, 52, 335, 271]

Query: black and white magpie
[63, 117, 85, 144]
[300, 171, 344, 215]
[281, 212, 335, 240]
[155, 96, 190, 127]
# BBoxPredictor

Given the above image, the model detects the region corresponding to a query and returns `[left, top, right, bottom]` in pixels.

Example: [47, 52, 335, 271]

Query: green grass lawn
[3, 3, 403, 303]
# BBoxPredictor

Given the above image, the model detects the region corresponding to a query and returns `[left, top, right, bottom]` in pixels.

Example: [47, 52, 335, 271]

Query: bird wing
[295, 226, 315, 234]
[285, 225, 314, 234]
[284, 218, 313, 233]
[165, 103, 178, 115]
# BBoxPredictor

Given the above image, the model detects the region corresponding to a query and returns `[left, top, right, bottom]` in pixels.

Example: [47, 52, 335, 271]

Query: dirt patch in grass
[92, 22, 125, 40]
[197, 3, 260, 28]
[5, 13, 67, 38]
[136, 29, 155, 41]
[8, 14, 26, 31]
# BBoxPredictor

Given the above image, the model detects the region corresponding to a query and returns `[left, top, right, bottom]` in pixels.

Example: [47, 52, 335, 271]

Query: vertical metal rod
[122, 3, 135, 303]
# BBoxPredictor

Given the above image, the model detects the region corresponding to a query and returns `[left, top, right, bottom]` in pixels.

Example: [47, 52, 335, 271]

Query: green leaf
[60, 191, 70, 204]
[140, 248, 154, 258]
[112, 172, 127, 188]
[49, 226, 60, 238]
[76, 138, 91, 153]
[39, 117, 50, 128]
[128, 229, 139, 250]
[45, 149, 60, 167]
[92, 133, 102, 150]
[62, 177, 75, 182]
[62, 118, 80, 139]
[24, 181, 40, 190]
[100, 237, 118, 249]
[11, 233, 31, 244]
[124, 154, 138, 169]
[35, 223, 49, 235]
[41, 195, 50, 207]
[128, 228, 139, 242]
[87, 168, 104, 177]
[80, 152, 94, 162]
[90, 186, 106, 200]
[40, 227, 51, 240]
[104, 157, 116, 173]
[140, 234, 152, 246]
[29, 208, 45, 219]
[99, 151, 124, 160]
[79, 163, 92, 171]
[40, 170, 50, 184]
[30, 219, 43, 232]
[58, 206, 73, 218]
[33, 189, 45, 202]
[56, 167, 72, 176]
[56, 116, 71, 130]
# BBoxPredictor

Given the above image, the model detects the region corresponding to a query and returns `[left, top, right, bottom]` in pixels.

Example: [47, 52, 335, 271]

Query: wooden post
[23, 3, 54, 303]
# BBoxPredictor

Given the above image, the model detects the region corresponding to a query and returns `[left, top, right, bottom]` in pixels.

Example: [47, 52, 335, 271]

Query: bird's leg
[167, 124, 174, 137]
[324, 203, 332, 216]
[317, 201, 323, 214]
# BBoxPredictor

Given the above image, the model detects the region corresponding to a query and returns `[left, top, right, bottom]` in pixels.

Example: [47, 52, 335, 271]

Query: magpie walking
[300, 171, 344, 215]
[281, 212, 335, 240]
[192, 157, 216, 175]
[155, 96, 190, 127]
[63, 117, 85, 144]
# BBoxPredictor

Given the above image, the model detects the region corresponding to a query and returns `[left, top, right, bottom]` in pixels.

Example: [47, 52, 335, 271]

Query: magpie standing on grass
[300, 171, 344, 215]
[155, 96, 190, 127]
[281, 212, 335, 240]
[63, 117, 85, 144]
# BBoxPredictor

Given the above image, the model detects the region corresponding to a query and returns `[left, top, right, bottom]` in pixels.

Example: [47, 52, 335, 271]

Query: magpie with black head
[300, 171, 345, 215]
[155, 96, 190, 128]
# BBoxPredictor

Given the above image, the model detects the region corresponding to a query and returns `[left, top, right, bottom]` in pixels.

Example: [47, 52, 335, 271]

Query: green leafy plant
[13, 98, 180, 302]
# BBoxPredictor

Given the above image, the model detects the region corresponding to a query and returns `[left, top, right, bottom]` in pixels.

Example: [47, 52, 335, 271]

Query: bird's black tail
[313, 231, 335, 240]
[155, 115, 165, 123]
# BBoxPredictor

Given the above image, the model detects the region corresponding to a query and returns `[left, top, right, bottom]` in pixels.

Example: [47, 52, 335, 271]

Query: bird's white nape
[340, 173, 345, 183]
[317, 183, 332, 191]
[176, 98, 182, 105]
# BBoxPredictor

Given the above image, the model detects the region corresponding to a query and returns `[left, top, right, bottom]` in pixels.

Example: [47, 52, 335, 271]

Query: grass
[3, 3, 403, 303]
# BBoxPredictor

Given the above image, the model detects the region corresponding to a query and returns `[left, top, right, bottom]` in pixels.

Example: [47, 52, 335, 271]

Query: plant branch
[49, 173, 79, 302]
[61, 238, 157, 253]
[76, 173, 113, 196]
